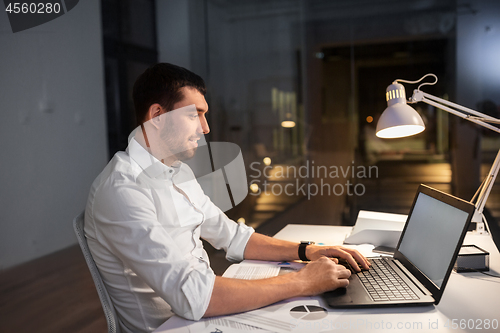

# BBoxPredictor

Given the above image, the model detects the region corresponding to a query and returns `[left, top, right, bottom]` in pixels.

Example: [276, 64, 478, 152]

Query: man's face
[157, 87, 210, 163]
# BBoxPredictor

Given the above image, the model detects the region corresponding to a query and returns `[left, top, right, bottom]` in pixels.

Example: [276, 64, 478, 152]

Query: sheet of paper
[206, 317, 273, 332]
[232, 297, 344, 333]
[223, 261, 305, 279]
[223, 264, 280, 279]
[154, 315, 273, 332]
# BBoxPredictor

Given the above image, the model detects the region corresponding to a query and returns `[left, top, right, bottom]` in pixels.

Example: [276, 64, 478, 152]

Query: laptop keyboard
[358, 258, 420, 302]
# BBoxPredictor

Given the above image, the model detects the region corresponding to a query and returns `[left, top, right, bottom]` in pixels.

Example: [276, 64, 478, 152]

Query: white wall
[0, 0, 108, 269]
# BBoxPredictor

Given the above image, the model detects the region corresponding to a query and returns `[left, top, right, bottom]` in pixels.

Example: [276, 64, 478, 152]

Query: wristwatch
[298, 241, 315, 261]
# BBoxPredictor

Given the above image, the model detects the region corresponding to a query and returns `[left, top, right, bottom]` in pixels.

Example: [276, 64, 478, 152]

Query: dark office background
[1, 0, 499, 331]
[2, 0, 500, 275]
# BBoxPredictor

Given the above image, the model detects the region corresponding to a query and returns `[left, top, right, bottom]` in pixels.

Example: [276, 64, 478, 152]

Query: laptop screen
[397, 191, 471, 288]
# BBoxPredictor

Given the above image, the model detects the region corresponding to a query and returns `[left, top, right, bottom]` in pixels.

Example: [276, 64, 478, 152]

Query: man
[85, 63, 370, 332]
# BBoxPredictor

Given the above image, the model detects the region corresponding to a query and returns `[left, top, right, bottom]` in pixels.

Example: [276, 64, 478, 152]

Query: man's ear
[146, 103, 164, 129]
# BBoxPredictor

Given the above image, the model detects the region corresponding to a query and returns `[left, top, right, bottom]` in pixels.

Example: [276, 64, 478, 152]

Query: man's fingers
[351, 249, 371, 268]
[339, 248, 370, 270]
[349, 250, 370, 270]
[334, 249, 362, 272]
[338, 278, 349, 288]
[345, 254, 362, 272]
[337, 266, 351, 279]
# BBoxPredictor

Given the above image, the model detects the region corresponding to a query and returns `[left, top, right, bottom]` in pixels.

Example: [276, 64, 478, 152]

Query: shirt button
[169, 170, 173, 173]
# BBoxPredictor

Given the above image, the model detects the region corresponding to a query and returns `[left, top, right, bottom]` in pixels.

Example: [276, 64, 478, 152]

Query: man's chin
[176, 148, 197, 162]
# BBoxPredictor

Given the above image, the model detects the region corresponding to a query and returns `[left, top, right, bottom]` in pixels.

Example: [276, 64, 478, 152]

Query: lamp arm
[420, 92, 498, 121]
[467, 116, 500, 124]
[410, 89, 500, 224]
[474, 149, 500, 216]
[411, 90, 500, 134]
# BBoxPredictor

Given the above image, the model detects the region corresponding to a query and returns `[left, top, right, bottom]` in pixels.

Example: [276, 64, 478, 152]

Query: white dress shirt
[84, 139, 254, 332]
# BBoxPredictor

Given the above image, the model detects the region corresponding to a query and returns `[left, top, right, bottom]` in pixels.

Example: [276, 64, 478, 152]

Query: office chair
[73, 212, 121, 333]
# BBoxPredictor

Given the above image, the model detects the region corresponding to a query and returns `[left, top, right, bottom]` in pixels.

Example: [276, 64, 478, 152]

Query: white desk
[155, 225, 500, 332]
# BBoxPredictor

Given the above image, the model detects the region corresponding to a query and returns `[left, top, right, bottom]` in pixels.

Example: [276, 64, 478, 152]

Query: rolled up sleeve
[224, 221, 255, 262]
[180, 268, 215, 320]
[199, 196, 255, 262]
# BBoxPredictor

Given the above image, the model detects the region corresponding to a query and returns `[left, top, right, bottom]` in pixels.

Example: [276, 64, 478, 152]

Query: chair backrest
[73, 212, 121, 333]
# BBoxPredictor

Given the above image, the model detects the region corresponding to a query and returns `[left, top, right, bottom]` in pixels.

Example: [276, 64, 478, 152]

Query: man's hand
[244, 233, 371, 272]
[305, 245, 371, 272]
[295, 256, 352, 295]
[205, 256, 352, 317]
[206, 235, 369, 318]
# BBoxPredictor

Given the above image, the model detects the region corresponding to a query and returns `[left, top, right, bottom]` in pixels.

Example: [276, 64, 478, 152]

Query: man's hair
[132, 63, 206, 126]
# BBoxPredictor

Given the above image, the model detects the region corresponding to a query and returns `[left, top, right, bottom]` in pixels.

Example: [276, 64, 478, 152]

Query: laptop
[324, 184, 475, 308]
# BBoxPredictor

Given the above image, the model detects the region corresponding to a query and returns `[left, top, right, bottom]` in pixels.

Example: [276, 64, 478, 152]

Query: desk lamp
[376, 74, 500, 234]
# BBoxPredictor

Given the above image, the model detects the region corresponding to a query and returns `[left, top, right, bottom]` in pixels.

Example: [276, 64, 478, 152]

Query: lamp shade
[376, 83, 425, 138]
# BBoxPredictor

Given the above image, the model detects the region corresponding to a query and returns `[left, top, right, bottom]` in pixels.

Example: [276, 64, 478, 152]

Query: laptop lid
[393, 184, 475, 304]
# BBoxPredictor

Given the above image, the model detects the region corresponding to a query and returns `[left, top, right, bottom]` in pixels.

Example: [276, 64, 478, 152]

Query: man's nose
[199, 115, 210, 134]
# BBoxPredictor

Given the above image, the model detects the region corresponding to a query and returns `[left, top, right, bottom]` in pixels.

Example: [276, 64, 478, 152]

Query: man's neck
[134, 126, 178, 167]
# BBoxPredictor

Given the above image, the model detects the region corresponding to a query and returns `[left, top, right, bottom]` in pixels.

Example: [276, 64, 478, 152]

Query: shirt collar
[127, 138, 178, 179]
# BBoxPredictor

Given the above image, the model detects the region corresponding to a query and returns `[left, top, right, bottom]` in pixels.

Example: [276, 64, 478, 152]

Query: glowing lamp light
[250, 183, 259, 193]
[281, 120, 296, 128]
[237, 217, 246, 223]
[376, 124, 425, 139]
[263, 157, 272, 166]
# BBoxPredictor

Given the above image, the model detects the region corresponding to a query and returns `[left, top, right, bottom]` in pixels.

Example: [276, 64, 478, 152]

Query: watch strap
[298, 241, 314, 261]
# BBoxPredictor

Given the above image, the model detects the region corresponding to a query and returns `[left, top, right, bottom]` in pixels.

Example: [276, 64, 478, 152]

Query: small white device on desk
[343, 210, 407, 251]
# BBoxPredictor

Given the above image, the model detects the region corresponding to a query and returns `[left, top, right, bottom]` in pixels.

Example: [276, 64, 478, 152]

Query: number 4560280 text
[5, 2, 61, 14]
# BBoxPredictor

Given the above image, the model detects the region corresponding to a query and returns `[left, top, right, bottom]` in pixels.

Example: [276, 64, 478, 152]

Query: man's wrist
[298, 241, 315, 261]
